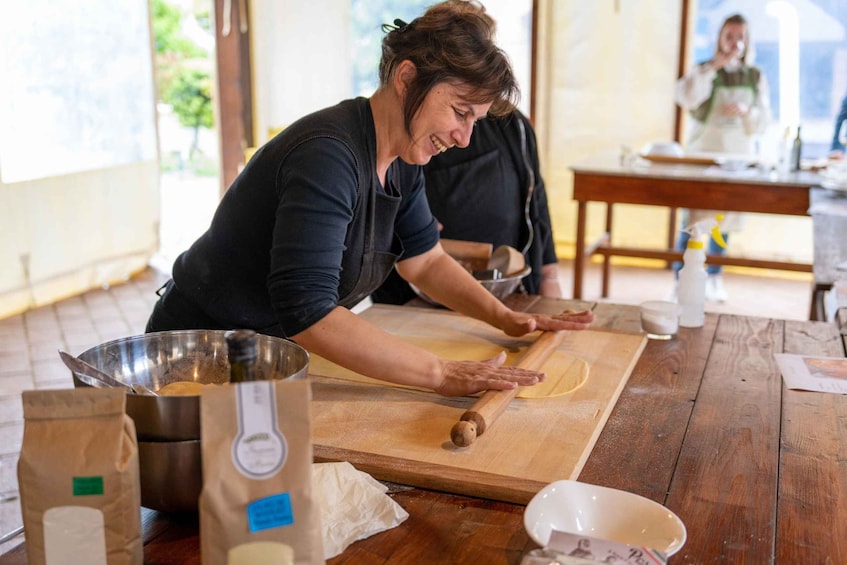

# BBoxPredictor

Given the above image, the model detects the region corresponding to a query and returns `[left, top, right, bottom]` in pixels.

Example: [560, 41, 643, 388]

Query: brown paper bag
[17, 388, 142, 565]
[200, 379, 323, 565]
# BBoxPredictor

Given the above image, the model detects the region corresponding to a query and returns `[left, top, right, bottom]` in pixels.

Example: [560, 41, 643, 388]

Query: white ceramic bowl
[523, 480, 686, 556]
[719, 158, 753, 172]
[642, 141, 684, 158]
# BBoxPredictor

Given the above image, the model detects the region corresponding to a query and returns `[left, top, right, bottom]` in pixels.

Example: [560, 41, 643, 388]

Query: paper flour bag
[200, 379, 323, 565]
[18, 388, 142, 565]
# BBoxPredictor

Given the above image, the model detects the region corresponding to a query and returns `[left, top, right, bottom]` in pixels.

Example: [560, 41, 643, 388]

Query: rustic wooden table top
[3, 295, 846, 564]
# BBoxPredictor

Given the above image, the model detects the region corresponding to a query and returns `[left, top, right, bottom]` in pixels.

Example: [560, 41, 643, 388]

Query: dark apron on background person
[686, 66, 760, 232]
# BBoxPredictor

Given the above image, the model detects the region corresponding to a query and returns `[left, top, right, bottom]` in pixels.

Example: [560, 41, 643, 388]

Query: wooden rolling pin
[450, 330, 565, 447]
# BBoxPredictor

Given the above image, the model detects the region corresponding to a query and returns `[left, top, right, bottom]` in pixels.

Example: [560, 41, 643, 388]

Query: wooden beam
[214, 0, 253, 196]
[530, 0, 538, 124]
[673, 0, 690, 144]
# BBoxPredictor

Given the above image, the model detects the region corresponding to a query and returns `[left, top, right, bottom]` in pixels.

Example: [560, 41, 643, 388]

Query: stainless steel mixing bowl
[480, 265, 533, 300]
[69, 330, 310, 512]
[71, 330, 310, 441]
[413, 266, 532, 306]
[138, 439, 201, 512]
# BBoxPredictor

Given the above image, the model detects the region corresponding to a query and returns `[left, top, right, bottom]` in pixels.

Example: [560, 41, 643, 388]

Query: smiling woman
[145, 0, 595, 400]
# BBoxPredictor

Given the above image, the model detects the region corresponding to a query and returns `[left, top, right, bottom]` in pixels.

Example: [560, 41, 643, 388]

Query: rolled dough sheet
[517, 351, 589, 398]
[308, 336, 589, 399]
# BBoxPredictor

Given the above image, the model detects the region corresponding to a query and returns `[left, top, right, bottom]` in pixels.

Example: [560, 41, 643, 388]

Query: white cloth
[312, 462, 409, 560]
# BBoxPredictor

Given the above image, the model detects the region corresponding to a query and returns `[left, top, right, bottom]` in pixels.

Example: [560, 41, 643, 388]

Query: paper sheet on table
[539, 530, 668, 564]
[775, 353, 847, 394]
[313, 461, 409, 559]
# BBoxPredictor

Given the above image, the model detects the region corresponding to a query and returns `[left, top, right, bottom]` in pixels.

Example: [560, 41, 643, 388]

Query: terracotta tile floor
[0, 268, 169, 554]
[0, 260, 814, 553]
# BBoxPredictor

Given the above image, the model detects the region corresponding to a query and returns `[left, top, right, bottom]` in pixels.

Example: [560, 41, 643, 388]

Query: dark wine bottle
[226, 329, 258, 383]
[790, 125, 802, 172]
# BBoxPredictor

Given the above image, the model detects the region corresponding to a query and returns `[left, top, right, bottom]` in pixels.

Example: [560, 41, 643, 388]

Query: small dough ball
[157, 381, 206, 396]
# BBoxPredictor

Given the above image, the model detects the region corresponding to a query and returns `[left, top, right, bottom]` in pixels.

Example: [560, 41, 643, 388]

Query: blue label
[246, 492, 293, 533]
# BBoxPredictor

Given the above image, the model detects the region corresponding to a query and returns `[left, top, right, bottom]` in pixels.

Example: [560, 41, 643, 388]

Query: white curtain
[534, 0, 682, 258]
[0, 0, 159, 319]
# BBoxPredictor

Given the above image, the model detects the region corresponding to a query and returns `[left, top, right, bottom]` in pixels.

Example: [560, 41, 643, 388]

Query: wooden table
[571, 153, 822, 316]
[2, 295, 846, 564]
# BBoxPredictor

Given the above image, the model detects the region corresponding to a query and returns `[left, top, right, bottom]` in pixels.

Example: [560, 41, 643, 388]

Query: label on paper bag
[72, 476, 104, 496]
[231, 381, 287, 479]
[246, 493, 294, 533]
[228, 542, 294, 565]
[43, 506, 108, 565]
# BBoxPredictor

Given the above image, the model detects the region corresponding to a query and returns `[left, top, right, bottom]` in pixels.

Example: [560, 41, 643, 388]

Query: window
[0, 0, 157, 183]
[691, 0, 847, 159]
[349, 0, 533, 115]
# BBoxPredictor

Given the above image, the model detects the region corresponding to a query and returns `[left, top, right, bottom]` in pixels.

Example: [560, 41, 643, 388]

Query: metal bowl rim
[78, 329, 309, 358]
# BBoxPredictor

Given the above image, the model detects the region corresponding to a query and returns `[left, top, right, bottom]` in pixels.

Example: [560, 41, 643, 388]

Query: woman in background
[673, 13, 771, 302]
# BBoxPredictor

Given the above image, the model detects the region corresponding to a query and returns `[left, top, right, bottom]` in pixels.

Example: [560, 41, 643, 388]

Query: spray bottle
[678, 215, 727, 328]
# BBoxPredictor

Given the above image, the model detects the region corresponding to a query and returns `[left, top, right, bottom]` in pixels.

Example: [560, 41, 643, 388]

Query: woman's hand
[434, 351, 545, 396]
[721, 102, 749, 117]
[711, 43, 742, 71]
[496, 309, 595, 337]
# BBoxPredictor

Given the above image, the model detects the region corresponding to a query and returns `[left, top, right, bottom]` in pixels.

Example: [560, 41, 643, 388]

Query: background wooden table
[2, 295, 845, 564]
[570, 153, 822, 316]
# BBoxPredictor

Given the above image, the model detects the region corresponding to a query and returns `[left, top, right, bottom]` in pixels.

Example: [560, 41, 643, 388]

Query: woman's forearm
[291, 306, 445, 390]
[399, 247, 512, 330]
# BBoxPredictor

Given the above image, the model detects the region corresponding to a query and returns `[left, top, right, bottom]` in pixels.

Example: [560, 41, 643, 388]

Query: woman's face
[719, 22, 747, 59]
[400, 81, 492, 165]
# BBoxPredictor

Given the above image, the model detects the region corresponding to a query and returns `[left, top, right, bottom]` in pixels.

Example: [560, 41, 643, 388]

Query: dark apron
[147, 175, 402, 333]
[337, 175, 402, 308]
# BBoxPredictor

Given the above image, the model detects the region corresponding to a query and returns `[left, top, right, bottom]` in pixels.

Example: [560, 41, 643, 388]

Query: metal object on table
[138, 440, 202, 513]
[71, 330, 310, 512]
[0, 525, 24, 546]
[71, 330, 310, 441]
[414, 266, 532, 305]
[59, 350, 135, 392]
[60, 350, 159, 397]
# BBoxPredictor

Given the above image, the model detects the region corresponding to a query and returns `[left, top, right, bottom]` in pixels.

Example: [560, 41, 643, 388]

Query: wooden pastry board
[309, 305, 647, 504]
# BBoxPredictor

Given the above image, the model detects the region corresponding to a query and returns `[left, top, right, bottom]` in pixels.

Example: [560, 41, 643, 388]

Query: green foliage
[151, 0, 209, 106]
[151, 0, 206, 59]
[164, 68, 214, 160]
[194, 6, 212, 33]
[165, 69, 213, 130]
[151, 0, 215, 165]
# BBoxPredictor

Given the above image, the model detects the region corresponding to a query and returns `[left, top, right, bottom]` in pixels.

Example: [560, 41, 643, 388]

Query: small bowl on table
[412, 266, 532, 306]
[523, 479, 687, 556]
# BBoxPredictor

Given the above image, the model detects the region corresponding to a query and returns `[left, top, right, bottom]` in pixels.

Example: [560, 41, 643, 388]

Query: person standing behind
[673, 13, 771, 302]
[372, 110, 562, 305]
[829, 91, 847, 159]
